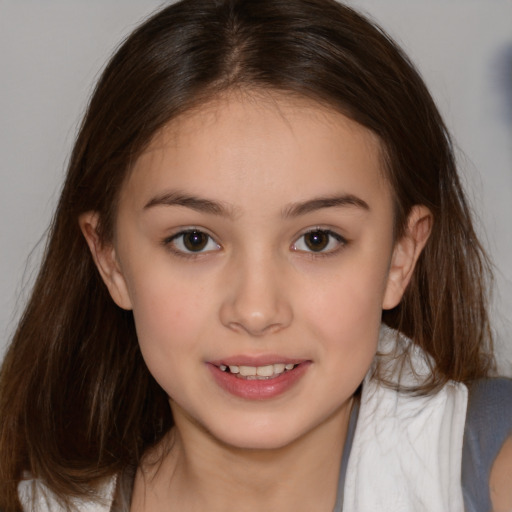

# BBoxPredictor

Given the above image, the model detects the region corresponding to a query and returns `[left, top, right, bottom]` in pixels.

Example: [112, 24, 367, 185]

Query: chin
[203, 416, 306, 452]
[208, 414, 326, 451]
[217, 431, 301, 452]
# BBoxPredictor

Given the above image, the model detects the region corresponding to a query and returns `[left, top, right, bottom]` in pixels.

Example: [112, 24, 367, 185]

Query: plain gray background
[1, 0, 511, 375]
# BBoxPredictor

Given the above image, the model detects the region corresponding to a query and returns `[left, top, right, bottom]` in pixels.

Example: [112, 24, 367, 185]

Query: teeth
[220, 362, 297, 378]
[239, 366, 257, 376]
[256, 365, 274, 377]
[274, 363, 286, 374]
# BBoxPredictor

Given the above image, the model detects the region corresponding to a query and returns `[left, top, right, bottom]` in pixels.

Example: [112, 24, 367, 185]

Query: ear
[79, 212, 133, 310]
[382, 205, 432, 310]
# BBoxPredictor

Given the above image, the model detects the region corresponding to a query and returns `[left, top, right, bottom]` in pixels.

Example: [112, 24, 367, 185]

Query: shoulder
[17, 473, 117, 512]
[462, 378, 512, 512]
[490, 434, 512, 512]
[467, 377, 512, 413]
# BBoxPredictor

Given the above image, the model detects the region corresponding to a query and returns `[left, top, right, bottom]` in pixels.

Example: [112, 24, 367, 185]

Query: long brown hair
[0, 0, 494, 508]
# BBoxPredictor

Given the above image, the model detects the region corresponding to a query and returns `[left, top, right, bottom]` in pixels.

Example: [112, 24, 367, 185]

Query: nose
[219, 253, 293, 336]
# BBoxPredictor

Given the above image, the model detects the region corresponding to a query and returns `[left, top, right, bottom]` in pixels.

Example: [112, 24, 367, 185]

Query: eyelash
[291, 228, 347, 257]
[163, 228, 347, 259]
[163, 229, 221, 258]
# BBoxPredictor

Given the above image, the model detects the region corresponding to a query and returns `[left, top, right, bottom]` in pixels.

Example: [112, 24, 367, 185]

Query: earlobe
[78, 212, 133, 310]
[382, 205, 432, 310]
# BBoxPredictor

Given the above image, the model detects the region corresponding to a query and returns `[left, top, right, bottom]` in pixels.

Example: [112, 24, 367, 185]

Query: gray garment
[461, 378, 512, 512]
[333, 392, 360, 512]
[111, 379, 512, 511]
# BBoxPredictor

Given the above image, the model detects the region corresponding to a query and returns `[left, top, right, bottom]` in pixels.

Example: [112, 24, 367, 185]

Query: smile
[219, 363, 297, 379]
[208, 360, 310, 400]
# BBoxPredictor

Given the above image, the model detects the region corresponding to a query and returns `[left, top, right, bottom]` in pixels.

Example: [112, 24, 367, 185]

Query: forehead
[121, 92, 391, 216]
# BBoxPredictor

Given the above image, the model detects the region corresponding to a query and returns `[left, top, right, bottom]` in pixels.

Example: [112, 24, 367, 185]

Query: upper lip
[209, 355, 308, 367]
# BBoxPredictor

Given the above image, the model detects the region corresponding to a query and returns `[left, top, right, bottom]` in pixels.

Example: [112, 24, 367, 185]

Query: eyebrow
[143, 190, 369, 218]
[282, 194, 370, 218]
[144, 191, 235, 217]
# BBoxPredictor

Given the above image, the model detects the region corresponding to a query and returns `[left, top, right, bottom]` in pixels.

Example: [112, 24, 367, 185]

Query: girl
[1, 0, 511, 510]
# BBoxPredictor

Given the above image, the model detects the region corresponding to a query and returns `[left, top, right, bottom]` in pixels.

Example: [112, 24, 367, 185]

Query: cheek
[300, 254, 390, 370]
[306, 256, 388, 330]
[127, 272, 212, 377]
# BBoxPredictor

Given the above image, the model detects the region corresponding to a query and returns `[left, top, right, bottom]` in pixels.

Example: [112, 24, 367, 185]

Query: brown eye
[183, 230, 208, 251]
[304, 230, 329, 251]
[168, 229, 220, 255]
[292, 229, 345, 254]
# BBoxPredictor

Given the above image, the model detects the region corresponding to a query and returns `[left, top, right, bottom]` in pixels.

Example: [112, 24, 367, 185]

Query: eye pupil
[184, 231, 208, 251]
[305, 230, 329, 251]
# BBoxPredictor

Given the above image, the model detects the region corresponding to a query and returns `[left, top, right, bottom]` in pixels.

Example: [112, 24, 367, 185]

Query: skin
[81, 92, 432, 511]
[490, 435, 512, 512]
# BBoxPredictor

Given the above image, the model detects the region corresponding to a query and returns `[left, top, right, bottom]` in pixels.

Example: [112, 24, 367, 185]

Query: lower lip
[207, 362, 310, 400]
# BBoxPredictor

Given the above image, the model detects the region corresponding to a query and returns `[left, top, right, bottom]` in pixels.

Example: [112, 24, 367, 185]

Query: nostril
[225, 320, 286, 337]
[218, 278, 293, 335]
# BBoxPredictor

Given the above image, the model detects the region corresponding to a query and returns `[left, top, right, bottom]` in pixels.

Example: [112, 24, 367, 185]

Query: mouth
[208, 358, 310, 400]
[218, 362, 299, 380]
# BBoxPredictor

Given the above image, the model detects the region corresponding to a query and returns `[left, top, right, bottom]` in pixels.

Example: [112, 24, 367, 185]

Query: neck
[131, 398, 355, 512]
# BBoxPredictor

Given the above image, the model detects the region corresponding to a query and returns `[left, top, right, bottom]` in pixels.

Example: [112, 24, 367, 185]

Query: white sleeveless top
[341, 326, 467, 512]
[18, 476, 116, 511]
[19, 327, 468, 512]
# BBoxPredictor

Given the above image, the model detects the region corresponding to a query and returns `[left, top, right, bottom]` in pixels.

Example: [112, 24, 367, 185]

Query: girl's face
[84, 93, 425, 450]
